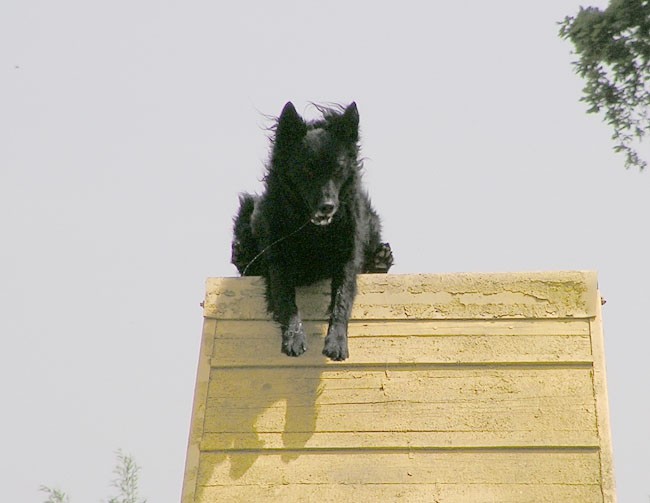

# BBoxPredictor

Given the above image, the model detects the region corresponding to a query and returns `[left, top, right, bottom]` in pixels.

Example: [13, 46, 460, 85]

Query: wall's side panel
[181, 317, 216, 503]
[591, 294, 617, 502]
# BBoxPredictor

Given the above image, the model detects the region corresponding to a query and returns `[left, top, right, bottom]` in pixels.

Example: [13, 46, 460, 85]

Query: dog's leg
[231, 193, 261, 275]
[323, 262, 357, 361]
[266, 267, 307, 357]
[361, 200, 393, 273]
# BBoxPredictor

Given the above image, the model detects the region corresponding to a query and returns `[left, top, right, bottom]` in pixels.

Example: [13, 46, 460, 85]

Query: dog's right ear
[276, 101, 306, 143]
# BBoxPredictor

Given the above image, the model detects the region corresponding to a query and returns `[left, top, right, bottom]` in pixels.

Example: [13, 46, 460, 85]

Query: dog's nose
[319, 202, 336, 215]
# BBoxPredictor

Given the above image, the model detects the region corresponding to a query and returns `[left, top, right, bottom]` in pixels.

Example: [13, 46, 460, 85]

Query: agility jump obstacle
[182, 271, 615, 502]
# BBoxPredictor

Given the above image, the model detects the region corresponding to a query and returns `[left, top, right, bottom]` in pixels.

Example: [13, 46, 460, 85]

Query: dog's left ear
[331, 102, 359, 143]
[276, 101, 307, 144]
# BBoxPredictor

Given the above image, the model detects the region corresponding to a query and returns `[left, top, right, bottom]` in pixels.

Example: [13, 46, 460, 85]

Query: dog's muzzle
[311, 215, 333, 226]
[311, 202, 336, 226]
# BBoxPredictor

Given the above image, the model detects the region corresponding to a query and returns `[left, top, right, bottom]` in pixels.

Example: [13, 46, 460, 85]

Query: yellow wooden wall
[182, 272, 615, 502]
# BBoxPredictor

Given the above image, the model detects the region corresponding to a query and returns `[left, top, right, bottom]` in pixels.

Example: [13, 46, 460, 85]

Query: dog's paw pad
[322, 344, 348, 361]
[283, 341, 307, 357]
[281, 326, 307, 357]
[369, 242, 393, 273]
[322, 333, 349, 361]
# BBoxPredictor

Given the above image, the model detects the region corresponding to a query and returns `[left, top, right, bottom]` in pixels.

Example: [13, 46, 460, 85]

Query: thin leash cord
[241, 218, 311, 276]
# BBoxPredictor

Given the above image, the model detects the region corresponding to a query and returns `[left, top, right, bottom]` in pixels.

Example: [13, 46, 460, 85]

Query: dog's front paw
[281, 319, 307, 357]
[322, 325, 349, 361]
[367, 242, 394, 273]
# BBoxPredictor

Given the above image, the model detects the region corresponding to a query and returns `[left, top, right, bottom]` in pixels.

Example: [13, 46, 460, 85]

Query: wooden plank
[195, 450, 603, 502]
[203, 272, 598, 320]
[196, 482, 602, 503]
[351, 319, 591, 336]
[201, 367, 598, 449]
[181, 319, 216, 503]
[216, 319, 592, 337]
[210, 319, 593, 366]
[201, 430, 598, 452]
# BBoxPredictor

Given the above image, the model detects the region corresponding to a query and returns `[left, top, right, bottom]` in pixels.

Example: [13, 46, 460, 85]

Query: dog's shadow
[202, 320, 329, 481]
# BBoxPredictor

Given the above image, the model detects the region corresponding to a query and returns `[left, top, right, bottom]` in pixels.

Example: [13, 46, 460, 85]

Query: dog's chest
[278, 223, 353, 276]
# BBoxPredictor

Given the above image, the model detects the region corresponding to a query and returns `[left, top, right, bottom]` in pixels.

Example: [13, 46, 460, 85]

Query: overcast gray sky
[2, 1, 647, 501]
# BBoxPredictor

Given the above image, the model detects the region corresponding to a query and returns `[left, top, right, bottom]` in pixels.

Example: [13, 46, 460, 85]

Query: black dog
[231, 102, 393, 360]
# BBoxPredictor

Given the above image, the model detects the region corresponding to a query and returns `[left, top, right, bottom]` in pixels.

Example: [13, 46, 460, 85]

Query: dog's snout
[319, 202, 336, 215]
[311, 199, 338, 226]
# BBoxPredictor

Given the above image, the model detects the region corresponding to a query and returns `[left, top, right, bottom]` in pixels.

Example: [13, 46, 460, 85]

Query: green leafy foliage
[107, 449, 146, 503]
[559, 0, 650, 169]
[39, 486, 70, 503]
[40, 450, 145, 503]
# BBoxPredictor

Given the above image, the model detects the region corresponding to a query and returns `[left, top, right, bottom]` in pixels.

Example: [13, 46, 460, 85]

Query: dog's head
[271, 102, 360, 226]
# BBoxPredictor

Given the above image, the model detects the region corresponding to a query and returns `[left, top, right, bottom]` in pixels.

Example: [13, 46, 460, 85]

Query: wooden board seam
[199, 445, 601, 455]
[207, 361, 596, 370]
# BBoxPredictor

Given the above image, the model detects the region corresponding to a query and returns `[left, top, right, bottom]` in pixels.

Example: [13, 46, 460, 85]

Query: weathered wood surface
[210, 319, 593, 366]
[203, 271, 598, 320]
[183, 272, 615, 502]
[201, 366, 598, 449]
[196, 451, 603, 502]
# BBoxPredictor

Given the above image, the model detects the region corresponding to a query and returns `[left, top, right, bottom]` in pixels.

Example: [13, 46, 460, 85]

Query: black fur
[231, 102, 393, 361]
